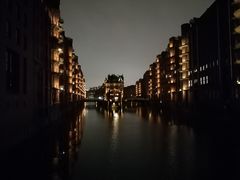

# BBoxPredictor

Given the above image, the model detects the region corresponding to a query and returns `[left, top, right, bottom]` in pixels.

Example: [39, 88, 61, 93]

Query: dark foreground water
[1, 103, 239, 180]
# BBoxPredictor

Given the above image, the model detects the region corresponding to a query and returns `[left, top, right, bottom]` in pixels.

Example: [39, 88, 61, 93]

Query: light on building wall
[58, 48, 63, 53]
[183, 85, 187, 90]
[237, 80, 240, 85]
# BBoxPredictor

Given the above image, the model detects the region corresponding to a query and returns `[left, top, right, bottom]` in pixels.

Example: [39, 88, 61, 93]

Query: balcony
[234, 8, 240, 18]
[235, 59, 240, 64]
[235, 42, 240, 49]
[235, 25, 240, 33]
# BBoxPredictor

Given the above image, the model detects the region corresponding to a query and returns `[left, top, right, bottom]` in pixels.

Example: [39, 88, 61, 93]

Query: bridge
[83, 97, 149, 102]
[83, 98, 104, 102]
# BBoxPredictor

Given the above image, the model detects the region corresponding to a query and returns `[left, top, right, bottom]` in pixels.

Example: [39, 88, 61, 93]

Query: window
[23, 35, 27, 50]
[6, 21, 11, 38]
[16, 3, 20, 20]
[206, 76, 209, 84]
[200, 77, 202, 85]
[16, 28, 20, 45]
[24, 13, 27, 27]
[24, 0, 28, 6]
[5, 49, 20, 93]
[7, 0, 13, 11]
[23, 58, 27, 94]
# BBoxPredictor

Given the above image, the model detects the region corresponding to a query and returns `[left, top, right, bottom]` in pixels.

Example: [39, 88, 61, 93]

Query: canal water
[71, 103, 238, 180]
[1, 103, 238, 180]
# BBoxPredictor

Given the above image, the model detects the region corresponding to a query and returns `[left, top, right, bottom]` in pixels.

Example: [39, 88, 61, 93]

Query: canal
[71, 103, 238, 180]
[1, 103, 238, 180]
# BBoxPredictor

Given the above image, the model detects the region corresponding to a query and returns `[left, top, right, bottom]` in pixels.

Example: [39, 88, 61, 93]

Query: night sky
[60, 0, 214, 88]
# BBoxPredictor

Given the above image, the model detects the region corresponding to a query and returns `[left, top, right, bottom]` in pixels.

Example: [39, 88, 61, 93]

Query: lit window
[200, 77, 202, 85]
[206, 76, 209, 84]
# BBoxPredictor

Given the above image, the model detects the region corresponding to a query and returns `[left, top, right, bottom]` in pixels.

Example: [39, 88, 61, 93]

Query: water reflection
[97, 106, 122, 156]
[50, 109, 85, 180]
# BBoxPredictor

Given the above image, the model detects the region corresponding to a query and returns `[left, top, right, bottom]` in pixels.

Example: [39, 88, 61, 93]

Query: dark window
[5, 49, 20, 93]
[7, 0, 13, 11]
[24, 0, 28, 6]
[23, 58, 27, 94]
[16, 3, 20, 20]
[16, 28, 20, 45]
[23, 13, 27, 27]
[23, 35, 27, 50]
[6, 21, 11, 38]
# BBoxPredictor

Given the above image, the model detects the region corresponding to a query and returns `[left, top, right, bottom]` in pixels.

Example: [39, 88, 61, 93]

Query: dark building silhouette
[188, 0, 239, 110]
[0, 0, 51, 148]
[123, 85, 136, 100]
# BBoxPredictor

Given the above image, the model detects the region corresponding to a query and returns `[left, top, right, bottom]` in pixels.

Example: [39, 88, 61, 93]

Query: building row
[135, 0, 240, 111]
[0, 0, 86, 149]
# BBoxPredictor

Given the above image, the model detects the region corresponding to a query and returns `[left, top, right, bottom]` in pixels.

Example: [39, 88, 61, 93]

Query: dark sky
[60, 0, 214, 88]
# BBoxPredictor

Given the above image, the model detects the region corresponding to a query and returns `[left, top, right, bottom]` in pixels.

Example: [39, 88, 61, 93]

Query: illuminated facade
[48, 0, 63, 104]
[104, 74, 124, 102]
[72, 54, 86, 101]
[179, 24, 190, 105]
[155, 56, 161, 99]
[232, 0, 240, 106]
[0, 0, 86, 149]
[133, 0, 239, 111]
[143, 70, 151, 99]
[150, 63, 157, 100]
[136, 79, 143, 97]
[166, 37, 180, 104]
[48, 3, 86, 104]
